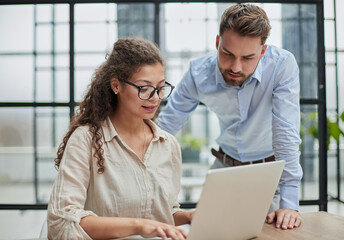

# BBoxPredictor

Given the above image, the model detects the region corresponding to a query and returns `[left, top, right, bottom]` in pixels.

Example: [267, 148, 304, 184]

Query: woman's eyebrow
[134, 79, 166, 84]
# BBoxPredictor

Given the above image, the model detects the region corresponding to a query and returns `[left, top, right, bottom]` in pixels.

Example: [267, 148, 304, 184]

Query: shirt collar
[102, 117, 168, 142]
[250, 59, 263, 83]
[215, 60, 226, 86]
[145, 119, 169, 142]
[102, 117, 118, 142]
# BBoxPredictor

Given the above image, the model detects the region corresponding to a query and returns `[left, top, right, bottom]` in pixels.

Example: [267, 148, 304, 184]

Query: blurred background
[0, 0, 343, 239]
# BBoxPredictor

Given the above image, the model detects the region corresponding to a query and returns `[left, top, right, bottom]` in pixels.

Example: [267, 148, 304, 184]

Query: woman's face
[115, 63, 165, 120]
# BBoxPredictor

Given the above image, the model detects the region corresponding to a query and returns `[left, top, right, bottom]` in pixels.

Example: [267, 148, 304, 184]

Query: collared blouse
[47, 117, 182, 239]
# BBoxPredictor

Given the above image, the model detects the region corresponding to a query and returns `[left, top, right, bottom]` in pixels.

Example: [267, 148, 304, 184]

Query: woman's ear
[110, 78, 120, 94]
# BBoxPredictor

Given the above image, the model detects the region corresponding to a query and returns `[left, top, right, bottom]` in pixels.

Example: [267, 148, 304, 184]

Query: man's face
[216, 29, 267, 87]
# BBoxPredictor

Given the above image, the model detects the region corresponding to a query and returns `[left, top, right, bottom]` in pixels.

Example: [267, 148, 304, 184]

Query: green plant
[178, 133, 206, 152]
[302, 110, 344, 149]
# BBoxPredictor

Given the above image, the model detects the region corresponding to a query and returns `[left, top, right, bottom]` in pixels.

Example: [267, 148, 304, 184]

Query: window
[0, 1, 332, 211]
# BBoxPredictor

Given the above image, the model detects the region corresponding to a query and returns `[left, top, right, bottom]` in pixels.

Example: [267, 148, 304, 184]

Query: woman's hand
[137, 219, 187, 240]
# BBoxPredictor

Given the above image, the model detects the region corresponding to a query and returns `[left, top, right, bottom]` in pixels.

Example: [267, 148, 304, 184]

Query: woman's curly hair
[54, 38, 164, 173]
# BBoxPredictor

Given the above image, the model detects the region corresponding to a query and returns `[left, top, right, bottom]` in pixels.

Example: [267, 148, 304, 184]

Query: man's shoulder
[264, 45, 295, 61]
[190, 52, 217, 71]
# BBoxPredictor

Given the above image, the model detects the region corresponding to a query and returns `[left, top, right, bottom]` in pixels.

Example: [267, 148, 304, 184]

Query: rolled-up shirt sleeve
[47, 127, 96, 240]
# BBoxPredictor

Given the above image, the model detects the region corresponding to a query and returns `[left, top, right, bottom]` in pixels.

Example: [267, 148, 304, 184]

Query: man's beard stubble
[220, 68, 253, 87]
[219, 61, 260, 87]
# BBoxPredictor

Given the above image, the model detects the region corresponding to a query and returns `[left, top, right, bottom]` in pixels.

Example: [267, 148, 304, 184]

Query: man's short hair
[219, 3, 271, 44]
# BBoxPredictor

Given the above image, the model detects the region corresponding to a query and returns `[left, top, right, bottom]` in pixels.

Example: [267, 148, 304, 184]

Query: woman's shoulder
[73, 124, 91, 134]
[69, 125, 93, 142]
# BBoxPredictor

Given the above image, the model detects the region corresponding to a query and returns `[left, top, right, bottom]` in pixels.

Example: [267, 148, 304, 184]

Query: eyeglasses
[121, 79, 175, 100]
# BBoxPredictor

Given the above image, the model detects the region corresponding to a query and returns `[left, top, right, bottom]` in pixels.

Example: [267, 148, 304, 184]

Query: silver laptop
[124, 160, 284, 240]
[185, 160, 285, 240]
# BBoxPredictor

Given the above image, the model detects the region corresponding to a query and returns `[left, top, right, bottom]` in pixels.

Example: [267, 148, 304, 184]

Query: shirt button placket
[142, 165, 151, 219]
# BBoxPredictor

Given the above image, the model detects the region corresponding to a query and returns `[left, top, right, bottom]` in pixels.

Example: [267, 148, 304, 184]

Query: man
[156, 3, 303, 230]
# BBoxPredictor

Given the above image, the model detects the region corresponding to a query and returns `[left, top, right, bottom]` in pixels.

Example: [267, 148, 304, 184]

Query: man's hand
[266, 209, 301, 230]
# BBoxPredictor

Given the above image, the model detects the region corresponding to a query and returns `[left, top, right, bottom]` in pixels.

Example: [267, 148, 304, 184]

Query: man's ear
[260, 44, 268, 58]
[110, 78, 120, 94]
[216, 35, 220, 50]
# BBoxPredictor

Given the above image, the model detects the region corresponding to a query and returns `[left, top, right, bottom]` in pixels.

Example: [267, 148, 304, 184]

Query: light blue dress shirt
[156, 45, 303, 210]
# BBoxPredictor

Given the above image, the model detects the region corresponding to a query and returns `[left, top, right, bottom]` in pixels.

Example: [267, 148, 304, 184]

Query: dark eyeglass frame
[120, 79, 175, 100]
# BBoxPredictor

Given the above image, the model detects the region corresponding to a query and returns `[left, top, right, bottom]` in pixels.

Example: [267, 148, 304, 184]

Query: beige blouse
[47, 118, 182, 240]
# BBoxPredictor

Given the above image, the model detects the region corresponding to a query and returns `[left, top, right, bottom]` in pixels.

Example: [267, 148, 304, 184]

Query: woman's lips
[143, 105, 157, 112]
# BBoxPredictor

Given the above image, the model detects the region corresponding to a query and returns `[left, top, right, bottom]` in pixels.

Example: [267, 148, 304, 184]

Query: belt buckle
[250, 159, 265, 165]
[223, 153, 227, 165]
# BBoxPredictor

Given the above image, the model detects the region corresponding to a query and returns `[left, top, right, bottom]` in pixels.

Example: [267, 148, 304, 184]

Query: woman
[47, 38, 193, 240]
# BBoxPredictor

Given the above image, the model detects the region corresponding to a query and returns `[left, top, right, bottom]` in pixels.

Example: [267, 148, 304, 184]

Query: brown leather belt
[211, 148, 275, 167]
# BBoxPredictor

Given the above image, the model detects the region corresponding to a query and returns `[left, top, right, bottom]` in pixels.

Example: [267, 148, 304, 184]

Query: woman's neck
[110, 112, 144, 135]
[110, 112, 149, 161]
